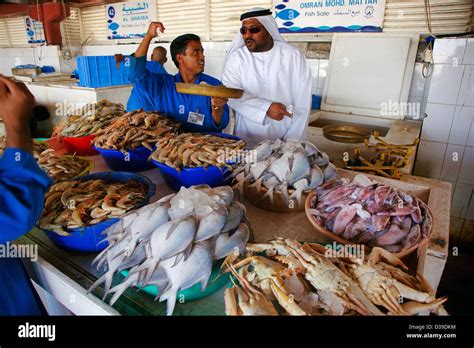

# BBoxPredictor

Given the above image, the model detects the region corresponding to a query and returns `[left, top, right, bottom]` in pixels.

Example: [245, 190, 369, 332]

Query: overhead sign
[273, 0, 386, 33]
[106, 1, 157, 40]
[25, 17, 46, 45]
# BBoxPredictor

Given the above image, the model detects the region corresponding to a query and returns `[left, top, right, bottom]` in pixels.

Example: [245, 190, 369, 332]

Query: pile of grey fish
[308, 175, 433, 253]
[232, 139, 339, 208]
[88, 185, 250, 315]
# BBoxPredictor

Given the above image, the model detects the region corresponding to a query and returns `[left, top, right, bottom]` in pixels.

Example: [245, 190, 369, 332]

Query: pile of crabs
[222, 238, 447, 316]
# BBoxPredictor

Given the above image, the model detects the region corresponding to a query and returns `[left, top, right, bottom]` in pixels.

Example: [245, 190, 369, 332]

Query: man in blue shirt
[147, 46, 168, 75]
[128, 22, 230, 133]
[0, 76, 52, 315]
[126, 46, 169, 112]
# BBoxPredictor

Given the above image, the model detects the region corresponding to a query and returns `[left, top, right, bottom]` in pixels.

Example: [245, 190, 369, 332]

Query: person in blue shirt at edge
[147, 46, 168, 74]
[0, 75, 52, 315]
[124, 46, 169, 112]
[128, 21, 230, 133]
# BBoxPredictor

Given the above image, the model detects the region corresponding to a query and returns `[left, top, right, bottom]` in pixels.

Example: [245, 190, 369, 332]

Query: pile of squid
[0, 137, 91, 182]
[223, 238, 447, 316]
[39, 179, 148, 235]
[232, 139, 339, 208]
[89, 185, 251, 315]
[55, 100, 125, 137]
[93, 109, 180, 151]
[307, 175, 433, 253]
[149, 133, 246, 170]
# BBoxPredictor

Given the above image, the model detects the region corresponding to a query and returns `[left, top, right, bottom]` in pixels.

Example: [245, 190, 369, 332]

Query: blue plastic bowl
[120, 259, 230, 304]
[151, 133, 241, 191]
[41, 172, 156, 253]
[94, 146, 154, 172]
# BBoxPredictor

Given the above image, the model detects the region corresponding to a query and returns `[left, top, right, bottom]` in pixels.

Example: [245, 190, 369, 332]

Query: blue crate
[76, 56, 129, 88]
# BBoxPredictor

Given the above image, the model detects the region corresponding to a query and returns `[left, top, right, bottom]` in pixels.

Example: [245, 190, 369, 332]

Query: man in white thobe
[222, 8, 312, 146]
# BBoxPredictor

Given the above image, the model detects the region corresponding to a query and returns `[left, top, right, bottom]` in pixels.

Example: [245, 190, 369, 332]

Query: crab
[304, 243, 448, 316]
[224, 264, 306, 316]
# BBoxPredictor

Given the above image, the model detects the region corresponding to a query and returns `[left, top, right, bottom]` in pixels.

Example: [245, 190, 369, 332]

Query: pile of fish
[89, 185, 251, 315]
[56, 100, 125, 137]
[93, 110, 180, 151]
[150, 133, 246, 170]
[223, 238, 447, 316]
[0, 137, 91, 182]
[39, 179, 148, 235]
[232, 139, 339, 208]
[308, 175, 433, 253]
[0, 136, 49, 157]
[36, 151, 91, 182]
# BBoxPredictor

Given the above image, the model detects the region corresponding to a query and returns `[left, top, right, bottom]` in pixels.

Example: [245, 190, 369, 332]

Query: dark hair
[32, 105, 50, 121]
[170, 33, 201, 68]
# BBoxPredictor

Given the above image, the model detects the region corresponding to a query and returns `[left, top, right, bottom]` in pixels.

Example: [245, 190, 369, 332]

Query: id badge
[188, 111, 205, 126]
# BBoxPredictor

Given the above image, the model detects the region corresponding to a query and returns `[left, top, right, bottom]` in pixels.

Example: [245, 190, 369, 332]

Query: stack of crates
[76, 56, 131, 88]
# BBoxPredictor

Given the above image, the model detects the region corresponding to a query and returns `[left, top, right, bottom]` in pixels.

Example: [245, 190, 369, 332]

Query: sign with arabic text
[25, 17, 46, 45]
[273, 0, 386, 33]
[106, 1, 157, 40]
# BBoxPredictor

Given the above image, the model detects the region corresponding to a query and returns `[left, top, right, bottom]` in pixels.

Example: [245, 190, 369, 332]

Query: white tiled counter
[21, 82, 133, 136]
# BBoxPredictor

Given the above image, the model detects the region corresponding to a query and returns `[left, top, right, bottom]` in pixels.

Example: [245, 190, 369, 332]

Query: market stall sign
[273, 0, 386, 33]
[106, 1, 157, 40]
[25, 16, 46, 45]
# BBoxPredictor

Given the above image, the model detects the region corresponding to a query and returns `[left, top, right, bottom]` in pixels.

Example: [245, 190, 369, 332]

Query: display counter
[17, 154, 451, 316]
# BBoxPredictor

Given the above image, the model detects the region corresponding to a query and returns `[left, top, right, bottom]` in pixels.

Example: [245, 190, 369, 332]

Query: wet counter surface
[18, 153, 450, 315]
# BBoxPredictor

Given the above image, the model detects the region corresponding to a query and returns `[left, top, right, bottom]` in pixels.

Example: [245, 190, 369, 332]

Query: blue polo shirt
[126, 61, 168, 112]
[0, 148, 52, 315]
[146, 61, 167, 75]
[127, 55, 229, 133]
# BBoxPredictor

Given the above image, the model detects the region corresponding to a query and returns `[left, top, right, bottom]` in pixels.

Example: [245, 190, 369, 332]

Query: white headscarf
[225, 7, 287, 62]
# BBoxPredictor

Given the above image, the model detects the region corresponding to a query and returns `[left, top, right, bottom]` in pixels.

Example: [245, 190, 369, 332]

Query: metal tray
[322, 125, 372, 143]
[175, 83, 244, 99]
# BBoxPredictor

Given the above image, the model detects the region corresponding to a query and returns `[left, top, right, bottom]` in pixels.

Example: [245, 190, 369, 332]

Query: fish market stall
[11, 82, 133, 137]
[16, 148, 450, 315]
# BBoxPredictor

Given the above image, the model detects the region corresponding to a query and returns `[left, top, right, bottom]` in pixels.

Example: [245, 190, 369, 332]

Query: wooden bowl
[304, 191, 430, 259]
[244, 182, 311, 213]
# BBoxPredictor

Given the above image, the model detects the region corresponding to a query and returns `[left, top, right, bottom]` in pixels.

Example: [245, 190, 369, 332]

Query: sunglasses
[240, 26, 263, 35]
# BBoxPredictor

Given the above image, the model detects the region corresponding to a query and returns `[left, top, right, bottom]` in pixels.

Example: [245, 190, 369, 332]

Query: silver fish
[314, 151, 330, 167]
[222, 201, 246, 233]
[213, 223, 250, 260]
[252, 139, 273, 163]
[307, 166, 325, 189]
[268, 152, 292, 182]
[195, 207, 228, 242]
[159, 241, 213, 315]
[131, 216, 196, 284]
[323, 163, 338, 182]
[289, 178, 309, 208]
[287, 150, 311, 185]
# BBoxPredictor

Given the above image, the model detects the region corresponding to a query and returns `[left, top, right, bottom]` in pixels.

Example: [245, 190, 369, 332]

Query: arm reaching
[135, 22, 165, 58]
[0, 77, 52, 242]
[0, 76, 35, 152]
[128, 22, 167, 105]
